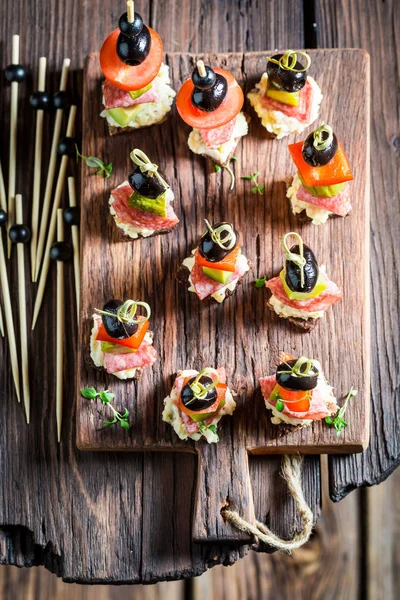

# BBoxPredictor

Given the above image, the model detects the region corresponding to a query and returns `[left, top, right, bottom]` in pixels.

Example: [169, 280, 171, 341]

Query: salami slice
[296, 184, 352, 217]
[261, 80, 313, 122]
[103, 79, 159, 110]
[190, 251, 247, 300]
[260, 374, 334, 421]
[198, 117, 236, 149]
[111, 185, 179, 231]
[104, 341, 157, 374]
[265, 272, 342, 312]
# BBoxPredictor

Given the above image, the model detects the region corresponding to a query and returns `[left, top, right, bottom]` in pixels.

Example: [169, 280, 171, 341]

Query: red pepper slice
[96, 319, 149, 349]
[100, 28, 163, 91]
[277, 384, 312, 413]
[288, 140, 353, 187]
[196, 246, 241, 272]
[176, 67, 244, 129]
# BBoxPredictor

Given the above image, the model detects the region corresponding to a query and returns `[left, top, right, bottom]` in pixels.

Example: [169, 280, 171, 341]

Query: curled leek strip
[96, 300, 151, 325]
[204, 219, 237, 251]
[266, 50, 311, 73]
[279, 356, 319, 379]
[282, 232, 306, 288]
[313, 123, 334, 151]
[130, 149, 169, 191]
[189, 368, 219, 401]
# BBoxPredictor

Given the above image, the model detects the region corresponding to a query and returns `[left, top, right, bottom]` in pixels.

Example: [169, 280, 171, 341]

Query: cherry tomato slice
[277, 384, 311, 413]
[176, 67, 244, 129]
[100, 28, 163, 91]
[179, 383, 227, 417]
[96, 319, 149, 349]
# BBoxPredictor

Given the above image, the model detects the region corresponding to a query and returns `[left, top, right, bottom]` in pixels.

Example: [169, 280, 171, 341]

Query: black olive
[52, 91, 71, 110]
[285, 244, 319, 294]
[30, 91, 51, 111]
[192, 73, 228, 112]
[128, 167, 167, 199]
[63, 207, 79, 226]
[50, 241, 71, 261]
[198, 222, 238, 263]
[266, 54, 307, 93]
[57, 137, 76, 157]
[0, 209, 7, 227]
[119, 11, 144, 37]
[101, 299, 138, 340]
[302, 130, 338, 167]
[276, 359, 319, 391]
[9, 224, 31, 244]
[181, 376, 218, 412]
[191, 65, 217, 90]
[5, 64, 27, 83]
[116, 26, 151, 66]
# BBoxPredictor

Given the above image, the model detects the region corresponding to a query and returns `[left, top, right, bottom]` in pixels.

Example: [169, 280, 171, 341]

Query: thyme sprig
[325, 386, 357, 437]
[255, 276, 267, 288]
[76, 145, 113, 178]
[242, 172, 265, 195]
[81, 387, 130, 430]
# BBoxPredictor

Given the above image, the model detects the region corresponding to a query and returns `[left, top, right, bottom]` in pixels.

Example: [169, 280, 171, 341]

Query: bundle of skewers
[0, 35, 80, 441]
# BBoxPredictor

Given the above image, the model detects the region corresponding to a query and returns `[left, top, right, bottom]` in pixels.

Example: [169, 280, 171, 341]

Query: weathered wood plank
[315, 0, 400, 500]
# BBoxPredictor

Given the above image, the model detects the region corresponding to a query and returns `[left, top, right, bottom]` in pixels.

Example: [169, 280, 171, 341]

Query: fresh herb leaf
[104, 417, 118, 427]
[230, 155, 238, 161]
[208, 424, 217, 435]
[76, 145, 113, 178]
[325, 386, 357, 437]
[81, 387, 98, 400]
[215, 164, 221, 173]
[255, 276, 267, 288]
[120, 419, 130, 430]
[242, 172, 264, 195]
[99, 390, 115, 404]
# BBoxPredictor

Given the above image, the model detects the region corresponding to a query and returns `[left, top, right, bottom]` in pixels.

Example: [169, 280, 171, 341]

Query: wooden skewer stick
[0, 298, 4, 338]
[34, 57, 70, 281]
[7, 35, 21, 258]
[197, 60, 207, 77]
[15, 195, 30, 423]
[30, 57, 47, 281]
[0, 160, 7, 337]
[56, 209, 64, 442]
[127, 0, 134, 22]
[0, 230, 20, 402]
[68, 177, 80, 322]
[32, 105, 77, 330]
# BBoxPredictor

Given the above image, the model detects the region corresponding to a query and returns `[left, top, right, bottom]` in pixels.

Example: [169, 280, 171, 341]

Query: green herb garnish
[276, 400, 285, 412]
[255, 276, 267, 288]
[215, 164, 221, 173]
[214, 160, 236, 191]
[325, 386, 357, 437]
[242, 172, 264, 195]
[81, 387, 130, 430]
[198, 421, 219, 441]
[76, 145, 113, 178]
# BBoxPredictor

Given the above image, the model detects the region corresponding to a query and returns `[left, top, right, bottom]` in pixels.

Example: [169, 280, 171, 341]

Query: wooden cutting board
[77, 50, 370, 542]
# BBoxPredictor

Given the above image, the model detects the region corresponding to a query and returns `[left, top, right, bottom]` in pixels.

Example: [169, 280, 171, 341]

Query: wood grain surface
[0, 0, 397, 585]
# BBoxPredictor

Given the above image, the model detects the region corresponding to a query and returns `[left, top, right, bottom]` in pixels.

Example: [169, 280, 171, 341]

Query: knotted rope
[130, 149, 169, 190]
[222, 454, 314, 552]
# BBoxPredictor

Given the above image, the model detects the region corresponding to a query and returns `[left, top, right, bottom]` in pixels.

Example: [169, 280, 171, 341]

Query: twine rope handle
[221, 455, 314, 552]
[130, 149, 169, 191]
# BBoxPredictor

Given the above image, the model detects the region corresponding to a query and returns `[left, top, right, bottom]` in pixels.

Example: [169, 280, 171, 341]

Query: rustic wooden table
[0, 0, 398, 584]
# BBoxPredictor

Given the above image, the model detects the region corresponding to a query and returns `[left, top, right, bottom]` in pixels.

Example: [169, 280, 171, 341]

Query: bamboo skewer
[34, 57, 70, 281]
[30, 57, 47, 281]
[56, 209, 64, 442]
[7, 35, 21, 258]
[32, 104, 77, 329]
[68, 177, 80, 321]
[0, 232, 20, 402]
[197, 60, 207, 77]
[127, 0, 135, 22]
[15, 195, 30, 423]
[0, 161, 7, 337]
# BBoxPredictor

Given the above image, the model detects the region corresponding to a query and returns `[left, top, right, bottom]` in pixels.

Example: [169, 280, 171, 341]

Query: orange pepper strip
[196, 246, 241, 272]
[96, 319, 149, 349]
[277, 384, 311, 413]
[288, 140, 353, 187]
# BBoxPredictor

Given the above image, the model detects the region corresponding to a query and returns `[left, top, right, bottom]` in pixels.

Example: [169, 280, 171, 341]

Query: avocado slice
[266, 83, 300, 106]
[269, 385, 282, 402]
[101, 342, 137, 354]
[128, 82, 152, 101]
[202, 267, 233, 285]
[280, 270, 327, 300]
[298, 172, 345, 198]
[106, 104, 143, 127]
[128, 190, 168, 217]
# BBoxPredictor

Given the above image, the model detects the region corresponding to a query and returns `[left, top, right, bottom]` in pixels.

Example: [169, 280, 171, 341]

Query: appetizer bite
[176, 60, 248, 166]
[109, 149, 179, 240]
[99, 1, 175, 134]
[287, 123, 354, 224]
[177, 220, 250, 303]
[265, 232, 342, 331]
[162, 368, 236, 443]
[90, 299, 157, 380]
[247, 50, 322, 139]
[260, 353, 338, 427]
